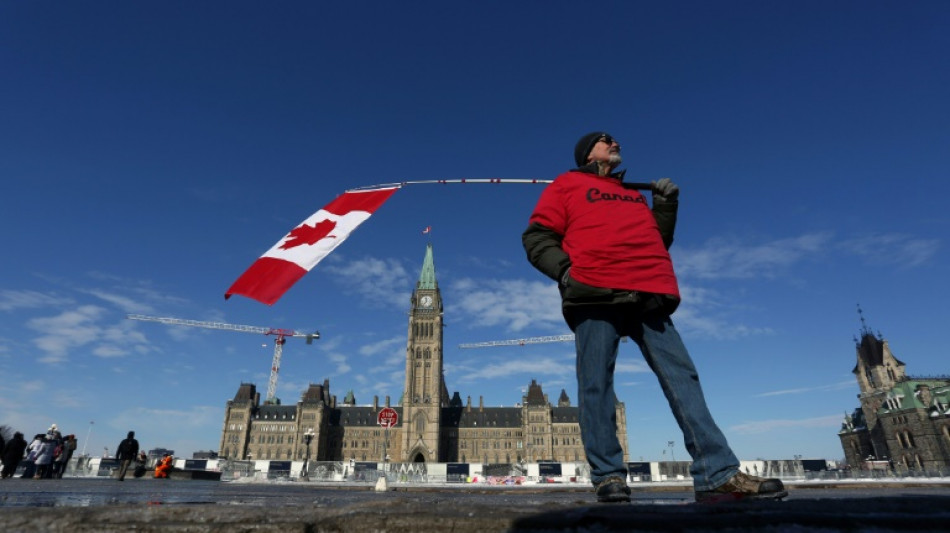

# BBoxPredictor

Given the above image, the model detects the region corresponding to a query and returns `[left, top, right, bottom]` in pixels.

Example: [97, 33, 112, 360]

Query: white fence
[58, 456, 950, 485]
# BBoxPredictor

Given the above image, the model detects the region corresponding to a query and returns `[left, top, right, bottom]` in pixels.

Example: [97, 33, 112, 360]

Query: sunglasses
[597, 135, 617, 146]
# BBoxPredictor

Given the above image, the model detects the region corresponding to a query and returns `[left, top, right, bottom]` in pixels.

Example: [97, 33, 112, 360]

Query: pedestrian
[1, 432, 28, 479]
[114, 431, 139, 481]
[154, 454, 173, 478]
[45, 425, 63, 479]
[522, 132, 787, 503]
[21, 434, 44, 479]
[51, 434, 72, 478]
[133, 452, 147, 478]
[56, 434, 78, 478]
[33, 435, 56, 479]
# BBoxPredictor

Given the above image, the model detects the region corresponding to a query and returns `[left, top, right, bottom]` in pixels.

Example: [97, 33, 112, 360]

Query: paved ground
[1, 478, 948, 532]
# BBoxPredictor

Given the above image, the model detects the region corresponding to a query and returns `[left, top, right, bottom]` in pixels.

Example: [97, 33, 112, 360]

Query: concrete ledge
[0, 497, 950, 533]
[2, 479, 949, 532]
[2, 493, 949, 532]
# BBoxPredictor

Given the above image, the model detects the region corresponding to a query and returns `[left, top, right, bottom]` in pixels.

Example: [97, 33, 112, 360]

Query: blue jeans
[568, 305, 739, 491]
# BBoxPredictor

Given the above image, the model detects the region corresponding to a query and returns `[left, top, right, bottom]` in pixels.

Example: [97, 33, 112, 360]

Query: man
[58, 434, 78, 478]
[115, 431, 139, 481]
[1, 432, 27, 479]
[522, 132, 787, 503]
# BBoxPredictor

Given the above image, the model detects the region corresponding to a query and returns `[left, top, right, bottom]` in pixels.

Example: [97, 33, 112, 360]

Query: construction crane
[458, 334, 630, 349]
[458, 334, 575, 349]
[127, 314, 319, 404]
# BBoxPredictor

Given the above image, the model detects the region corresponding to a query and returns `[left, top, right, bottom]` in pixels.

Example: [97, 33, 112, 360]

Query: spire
[558, 389, 571, 407]
[233, 383, 257, 403]
[857, 304, 872, 337]
[417, 243, 437, 290]
[524, 379, 547, 406]
[856, 303, 884, 346]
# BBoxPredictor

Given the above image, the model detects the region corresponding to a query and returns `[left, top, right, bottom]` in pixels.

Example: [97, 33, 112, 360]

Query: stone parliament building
[838, 317, 950, 471]
[219, 244, 629, 464]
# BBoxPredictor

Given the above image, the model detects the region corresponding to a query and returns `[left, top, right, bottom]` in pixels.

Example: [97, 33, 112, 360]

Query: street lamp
[302, 429, 315, 480]
[668, 441, 675, 462]
[78, 421, 94, 469]
[81, 421, 94, 457]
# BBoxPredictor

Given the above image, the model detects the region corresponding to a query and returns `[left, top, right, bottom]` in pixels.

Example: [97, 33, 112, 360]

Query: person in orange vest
[154, 454, 173, 478]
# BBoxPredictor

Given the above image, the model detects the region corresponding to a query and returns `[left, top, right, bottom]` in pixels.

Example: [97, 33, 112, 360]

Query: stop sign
[377, 407, 398, 428]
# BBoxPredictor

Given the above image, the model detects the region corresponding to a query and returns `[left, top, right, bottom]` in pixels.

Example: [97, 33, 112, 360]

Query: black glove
[652, 177, 679, 201]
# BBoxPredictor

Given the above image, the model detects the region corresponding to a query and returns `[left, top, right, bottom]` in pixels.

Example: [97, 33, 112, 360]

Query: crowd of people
[1, 426, 173, 481]
[1, 424, 77, 479]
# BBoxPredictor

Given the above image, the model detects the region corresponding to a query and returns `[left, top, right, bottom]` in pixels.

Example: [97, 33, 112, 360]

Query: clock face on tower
[420, 295, 433, 308]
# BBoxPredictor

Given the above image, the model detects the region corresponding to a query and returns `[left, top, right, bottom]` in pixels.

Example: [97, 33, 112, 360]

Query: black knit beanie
[574, 132, 608, 167]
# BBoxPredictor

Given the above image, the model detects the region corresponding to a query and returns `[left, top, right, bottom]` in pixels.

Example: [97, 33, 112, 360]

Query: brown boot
[695, 471, 787, 503]
[595, 476, 631, 503]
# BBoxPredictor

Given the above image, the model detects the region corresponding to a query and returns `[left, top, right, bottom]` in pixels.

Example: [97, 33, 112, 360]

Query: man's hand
[652, 177, 679, 201]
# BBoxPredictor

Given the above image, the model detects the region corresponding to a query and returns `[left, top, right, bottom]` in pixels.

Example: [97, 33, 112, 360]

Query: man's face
[587, 135, 622, 167]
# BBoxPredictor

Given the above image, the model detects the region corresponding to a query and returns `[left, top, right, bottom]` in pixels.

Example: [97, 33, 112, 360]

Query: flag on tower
[422, 226, 431, 235]
[225, 186, 399, 305]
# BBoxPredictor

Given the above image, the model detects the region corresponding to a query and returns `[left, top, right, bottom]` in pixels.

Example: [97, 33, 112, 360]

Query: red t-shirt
[528, 171, 680, 298]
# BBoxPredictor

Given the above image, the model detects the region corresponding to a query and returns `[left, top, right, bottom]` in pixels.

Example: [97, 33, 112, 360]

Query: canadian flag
[225, 187, 399, 305]
[422, 226, 431, 234]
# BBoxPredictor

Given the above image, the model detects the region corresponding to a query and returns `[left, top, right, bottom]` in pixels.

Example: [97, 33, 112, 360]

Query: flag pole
[346, 179, 654, 192]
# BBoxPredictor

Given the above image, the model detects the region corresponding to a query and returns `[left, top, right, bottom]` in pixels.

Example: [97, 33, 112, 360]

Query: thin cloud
[83, 272, 191, 307]
[755, 380, 855, 397]
[672, 285, 775, 340]
[616, 359, 651, 374]
[16, 380, 45, 393]
[327, 353, 352, 375]
[674, 232, 832, 280]
[316, 336, 344, 352]
[28, 305, 107, 360]
[0, 289, 65, 311]
[79, 288, 155, 315]
[323, 256, 412, 308]
[841, 233, 939, 267]
[455, 254, 515, 271]
[449, 278, 563, 332]
[359, 336, 404, 357]
[453, 356, 575, 382]
[362, 337, 407, 375]
[27, 305, 154, 363]
[729, 414, 842, 435]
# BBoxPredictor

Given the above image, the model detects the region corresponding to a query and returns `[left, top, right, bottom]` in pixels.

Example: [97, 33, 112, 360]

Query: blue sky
[2, 1, 947, 462]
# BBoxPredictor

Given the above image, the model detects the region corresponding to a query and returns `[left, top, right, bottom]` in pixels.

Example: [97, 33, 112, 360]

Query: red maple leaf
[280, 219, 337, 250]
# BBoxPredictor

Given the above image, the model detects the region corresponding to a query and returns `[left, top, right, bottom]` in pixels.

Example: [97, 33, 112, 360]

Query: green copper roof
[879, 379, 950, 413]
[417, 243, 437, 289]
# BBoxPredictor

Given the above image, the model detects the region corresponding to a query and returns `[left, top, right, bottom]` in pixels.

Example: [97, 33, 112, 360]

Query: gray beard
[608, 153, 623, 167]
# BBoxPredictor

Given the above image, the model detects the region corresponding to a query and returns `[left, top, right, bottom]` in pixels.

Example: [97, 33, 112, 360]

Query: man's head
[574, 132, 622, 169]
[128, 431, 135, 439]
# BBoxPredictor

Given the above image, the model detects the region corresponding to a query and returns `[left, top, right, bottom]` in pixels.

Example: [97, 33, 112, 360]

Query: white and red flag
[225, 186, 399, 305]
[422, 226, 431, 235]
